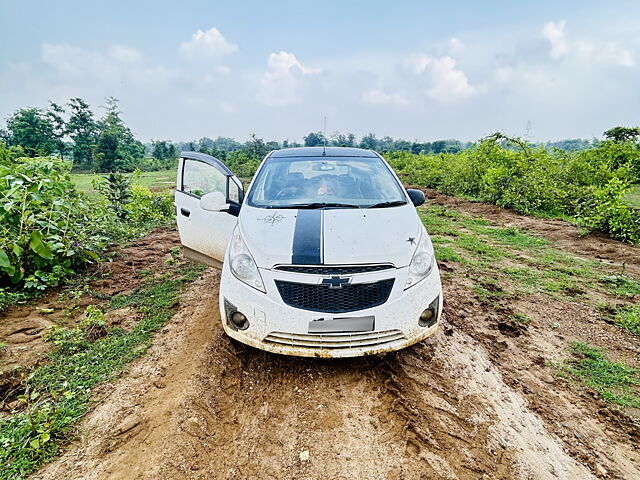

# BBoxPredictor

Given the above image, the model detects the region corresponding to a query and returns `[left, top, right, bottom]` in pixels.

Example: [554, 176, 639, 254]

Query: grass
[623, 183, 640, 209]
[0, 262, 204, 479]
[419, 204, 640, 301]
[71, 170, 175, 196]
[598, 274, 640, 297]
[615, 305, 640, 335]
[511, 313, 531, 324]
[559, 342, 640, 408]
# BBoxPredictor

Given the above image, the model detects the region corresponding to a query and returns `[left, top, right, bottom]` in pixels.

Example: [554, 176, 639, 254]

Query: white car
[175, 147, 442, 358]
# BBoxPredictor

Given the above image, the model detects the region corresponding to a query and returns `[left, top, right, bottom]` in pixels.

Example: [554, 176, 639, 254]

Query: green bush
[0, 156, 175, 306]
[0, 156, 110, 290]
[386, 136, 640, 244]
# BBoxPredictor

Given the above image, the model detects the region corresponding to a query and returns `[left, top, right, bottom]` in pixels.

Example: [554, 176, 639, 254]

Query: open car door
[175, 152, 243, 268]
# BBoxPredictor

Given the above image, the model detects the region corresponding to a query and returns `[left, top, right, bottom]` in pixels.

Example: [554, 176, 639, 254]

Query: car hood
[238, 204, 422, 269]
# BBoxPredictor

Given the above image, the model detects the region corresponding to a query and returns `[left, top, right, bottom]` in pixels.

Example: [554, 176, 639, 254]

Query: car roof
[268, 147, 379, 158]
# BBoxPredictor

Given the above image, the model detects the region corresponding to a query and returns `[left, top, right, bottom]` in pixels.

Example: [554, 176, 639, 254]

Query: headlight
[405, 227, 435, 289]
[229, 227, 266, 293]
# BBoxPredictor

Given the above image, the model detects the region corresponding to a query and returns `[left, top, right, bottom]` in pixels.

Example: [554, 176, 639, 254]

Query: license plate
[308, 315, 375, 333]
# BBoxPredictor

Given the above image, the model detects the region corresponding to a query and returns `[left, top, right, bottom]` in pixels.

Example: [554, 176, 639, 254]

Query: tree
[152, 140, 170, 160]
[198, 137, 215, 153]
[213, 136, 241, 152]
[0, 128, 10, 144]
[393, 139, 411, 151]
[330, 131, 348, 146]
[66, 97, 98, 167]
[243, 133, 269, 159]
[603, 126, 640, 143]
[6, 108, 56, 157]
[359, 133, 378, 150]
[265, 141, 280, 152]
[94, 97, 145, 172]
[46, 102, 67, 159]
[303, 131, 326, 147]
[151, 140, 178, 162]
[378, 136, 394, 151]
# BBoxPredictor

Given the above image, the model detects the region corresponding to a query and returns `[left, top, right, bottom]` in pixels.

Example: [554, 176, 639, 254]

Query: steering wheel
[275, 187, 304, 200]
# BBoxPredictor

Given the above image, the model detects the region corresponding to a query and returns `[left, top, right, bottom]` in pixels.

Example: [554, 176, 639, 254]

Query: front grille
[264, 329, 406, 349]
[275, 279, 395, 313]
[275, 264, 394, 275]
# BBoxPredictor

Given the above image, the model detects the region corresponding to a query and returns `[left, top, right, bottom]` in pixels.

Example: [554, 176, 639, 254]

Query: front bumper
[218, 262, 443, 358]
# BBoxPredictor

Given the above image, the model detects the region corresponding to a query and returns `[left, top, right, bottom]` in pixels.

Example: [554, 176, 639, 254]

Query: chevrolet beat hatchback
[175, 147, 442, 357]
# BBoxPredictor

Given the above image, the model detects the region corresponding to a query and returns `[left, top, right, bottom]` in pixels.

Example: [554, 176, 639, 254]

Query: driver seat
[276, 172, 305, 198]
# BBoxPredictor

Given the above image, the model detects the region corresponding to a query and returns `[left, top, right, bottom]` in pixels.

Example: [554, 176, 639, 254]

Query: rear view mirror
[312, 162, 335, 171]
[406, 189, 425, 207]
[200, 191, 229, 212]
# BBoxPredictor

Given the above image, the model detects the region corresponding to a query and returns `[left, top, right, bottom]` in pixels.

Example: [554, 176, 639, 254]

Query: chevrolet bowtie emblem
[321, 275, 351, 289]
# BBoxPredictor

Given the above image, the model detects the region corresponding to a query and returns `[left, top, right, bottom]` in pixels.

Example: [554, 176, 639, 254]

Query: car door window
[228, 179, 241, 203]
[182, 159, 226, 198]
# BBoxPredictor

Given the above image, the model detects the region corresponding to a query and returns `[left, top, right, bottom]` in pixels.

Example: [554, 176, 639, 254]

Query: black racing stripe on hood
[291, 210, 322, 265]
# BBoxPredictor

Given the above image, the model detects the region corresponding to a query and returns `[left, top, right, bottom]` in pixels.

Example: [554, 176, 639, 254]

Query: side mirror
[200, 191, 229, 212]
[406, 189, 425, 207]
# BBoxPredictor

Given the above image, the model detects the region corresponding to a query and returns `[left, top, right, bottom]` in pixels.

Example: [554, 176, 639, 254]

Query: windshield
[246, 156, 407, 209]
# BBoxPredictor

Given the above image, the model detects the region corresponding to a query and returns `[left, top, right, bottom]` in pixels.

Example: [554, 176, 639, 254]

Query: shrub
[386, 136, 640, 244]
[0, 156, 175, 302]
[0, 157, 111, 290]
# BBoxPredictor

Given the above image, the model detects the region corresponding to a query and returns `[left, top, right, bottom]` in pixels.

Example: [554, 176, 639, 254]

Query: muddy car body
[175, 147, 442, 357]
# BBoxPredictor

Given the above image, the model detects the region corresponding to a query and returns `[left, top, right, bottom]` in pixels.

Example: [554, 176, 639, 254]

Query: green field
[626, 184, 640, 209]
[71, 170, 175, 195]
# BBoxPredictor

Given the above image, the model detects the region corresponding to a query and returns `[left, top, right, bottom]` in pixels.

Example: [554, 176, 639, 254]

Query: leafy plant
[81, 305, 107, 340]
[94, 172, 132, 219]
[0, 155, 176, 310]
[0, 157, 106, 290]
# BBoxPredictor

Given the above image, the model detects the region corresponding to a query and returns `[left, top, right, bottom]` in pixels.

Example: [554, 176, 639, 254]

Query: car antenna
[322, 115, 327, 156]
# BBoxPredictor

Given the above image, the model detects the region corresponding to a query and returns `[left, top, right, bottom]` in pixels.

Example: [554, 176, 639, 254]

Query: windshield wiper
[279, 202, 361, 209]
[367, 200, 407, 208]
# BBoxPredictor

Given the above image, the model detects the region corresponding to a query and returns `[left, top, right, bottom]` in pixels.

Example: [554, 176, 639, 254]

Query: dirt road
[31, 196, 639, 480]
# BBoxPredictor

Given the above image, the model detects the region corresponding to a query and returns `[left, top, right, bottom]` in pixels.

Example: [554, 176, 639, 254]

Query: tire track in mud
[36, 268, 600, 480]
[442, 276, 640, 480]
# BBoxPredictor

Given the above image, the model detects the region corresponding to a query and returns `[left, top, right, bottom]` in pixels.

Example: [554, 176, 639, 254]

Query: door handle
[180, 208, 191, 217]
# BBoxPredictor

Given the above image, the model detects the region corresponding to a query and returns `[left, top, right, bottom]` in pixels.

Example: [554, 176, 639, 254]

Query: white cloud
[601, 42, 635, 67]
[40, 43, 175, 89]
[411, 55, 480, 102]
[256, 51, 320, 106]
[108, 45, 144, 64]
[362, 88, 409, 107]
[179, 28, 238, 60]
[542, 20, 634, 67]
[448, 37, 465, 53]
[266, 51, 320, 76]
[3, 14, 639, 143]
[41, 43, 123, 82]
[541, 20, 569, 59]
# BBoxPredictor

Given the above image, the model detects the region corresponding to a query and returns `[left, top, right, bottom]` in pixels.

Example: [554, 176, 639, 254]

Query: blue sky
[1, 1, 640, 143]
